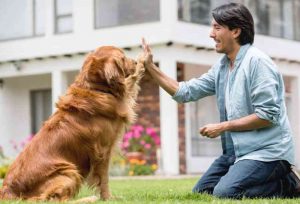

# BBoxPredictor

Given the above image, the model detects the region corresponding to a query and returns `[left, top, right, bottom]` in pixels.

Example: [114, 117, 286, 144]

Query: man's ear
[232, 28, 242, 40]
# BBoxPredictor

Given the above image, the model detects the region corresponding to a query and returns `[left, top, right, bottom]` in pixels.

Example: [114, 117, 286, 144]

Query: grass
[0, 177, 299, 203]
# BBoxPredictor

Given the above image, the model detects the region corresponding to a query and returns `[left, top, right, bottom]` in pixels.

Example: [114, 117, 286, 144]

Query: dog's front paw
[72, 195, 99, 203]
[100, 191, 111, 201]
[136, 62, 145, 75]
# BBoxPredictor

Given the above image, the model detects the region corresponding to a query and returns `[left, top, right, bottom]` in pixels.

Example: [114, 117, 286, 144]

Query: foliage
[0, 165, 9, 179]
[109, 152, 129, 176]
[122, 125, 160, 155]
[120, 125, 160, 176]
[0, 145, 10, 179]
[128, 158, 158, 176]
[0, 135, 33, 180]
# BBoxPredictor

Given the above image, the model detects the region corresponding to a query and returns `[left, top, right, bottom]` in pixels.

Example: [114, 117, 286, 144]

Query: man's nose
[209, 29, 215, 38]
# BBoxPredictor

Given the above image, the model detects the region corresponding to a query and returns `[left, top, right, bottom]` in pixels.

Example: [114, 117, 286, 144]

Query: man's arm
[145, 63, 179, 96]
[200, 114, 271, 138]
[141, 38, 179, 96]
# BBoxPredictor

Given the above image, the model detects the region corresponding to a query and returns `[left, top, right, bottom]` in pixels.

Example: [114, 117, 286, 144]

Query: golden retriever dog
[0, 46, 145, 201]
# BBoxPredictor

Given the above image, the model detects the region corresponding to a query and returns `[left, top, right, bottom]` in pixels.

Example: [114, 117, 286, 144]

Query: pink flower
[124, 132, 133, 140]
[146, 127, 160, 146]
[122, 141, 129, 148]
[132, 125, 143, 138]
[140, 140, 146, 145]
[144, 143, 151, 149]
[134, 134, 141, 139]
[154, 137, 160, 146]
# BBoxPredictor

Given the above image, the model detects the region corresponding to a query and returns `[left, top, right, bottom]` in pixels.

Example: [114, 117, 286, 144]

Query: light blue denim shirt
[173, 44, 295, 165]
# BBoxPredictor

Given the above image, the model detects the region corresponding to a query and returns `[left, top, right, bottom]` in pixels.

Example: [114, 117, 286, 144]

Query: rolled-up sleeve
[250, 58, 281, 124]
[172, 66, 216, 103]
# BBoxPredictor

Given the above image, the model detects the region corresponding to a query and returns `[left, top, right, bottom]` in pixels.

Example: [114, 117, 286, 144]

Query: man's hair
[212, 3, 254, 45]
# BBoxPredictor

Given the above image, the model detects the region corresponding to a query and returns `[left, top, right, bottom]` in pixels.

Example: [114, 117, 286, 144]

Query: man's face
[209, 19, 237, 54]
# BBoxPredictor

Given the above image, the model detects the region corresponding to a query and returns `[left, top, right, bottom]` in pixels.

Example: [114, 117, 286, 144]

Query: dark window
[30, 89, 52, 134]
[95, 0, 160, 28]
[178, 0, 300, 41]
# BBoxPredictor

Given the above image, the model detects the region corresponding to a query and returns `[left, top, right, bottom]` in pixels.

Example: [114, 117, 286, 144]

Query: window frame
[0, 0, 45, 42]
[93, 0, 160, 29]
[54, 0, 73, 34]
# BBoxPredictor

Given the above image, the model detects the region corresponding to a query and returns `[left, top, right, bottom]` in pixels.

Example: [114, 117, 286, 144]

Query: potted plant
[121, 125, 160, 175]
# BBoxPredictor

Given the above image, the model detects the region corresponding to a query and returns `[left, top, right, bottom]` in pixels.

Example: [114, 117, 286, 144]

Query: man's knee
[192, 185, 213, 194]
[213, 184, 241, 199]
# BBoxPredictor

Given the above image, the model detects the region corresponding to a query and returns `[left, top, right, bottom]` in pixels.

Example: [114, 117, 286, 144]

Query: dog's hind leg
[34, 168, 83, 201]
[0, 186, 18, 200]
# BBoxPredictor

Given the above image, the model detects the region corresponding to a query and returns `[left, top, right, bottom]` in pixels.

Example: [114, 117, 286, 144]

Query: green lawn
[0, 177, 299, 203]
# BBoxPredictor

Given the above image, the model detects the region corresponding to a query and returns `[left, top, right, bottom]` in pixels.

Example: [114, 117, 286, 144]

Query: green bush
[0, 165, 9, 179]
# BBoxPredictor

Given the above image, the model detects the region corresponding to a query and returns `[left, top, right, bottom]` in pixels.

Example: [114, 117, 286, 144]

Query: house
[0, 0, 300, 175]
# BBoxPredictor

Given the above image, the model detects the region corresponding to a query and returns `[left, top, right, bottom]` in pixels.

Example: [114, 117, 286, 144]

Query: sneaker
[290, 166, 300, 193]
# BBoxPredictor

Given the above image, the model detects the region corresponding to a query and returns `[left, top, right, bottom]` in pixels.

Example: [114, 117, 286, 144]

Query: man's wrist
[221, 121, 231, 132]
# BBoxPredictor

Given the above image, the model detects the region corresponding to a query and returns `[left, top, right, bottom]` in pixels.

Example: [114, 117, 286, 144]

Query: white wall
[0, 75, 51, 157]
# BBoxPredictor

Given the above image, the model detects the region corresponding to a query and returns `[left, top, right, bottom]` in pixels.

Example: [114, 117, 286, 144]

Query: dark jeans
[192, 154, 297, 199]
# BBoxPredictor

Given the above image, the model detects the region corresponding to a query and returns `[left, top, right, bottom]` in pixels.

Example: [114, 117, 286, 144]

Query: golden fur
[0, 46, 144, 201]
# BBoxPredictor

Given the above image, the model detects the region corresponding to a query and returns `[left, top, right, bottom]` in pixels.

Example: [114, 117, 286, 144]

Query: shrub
[128, 159, 158, 176]
[0, 165, 9, 179]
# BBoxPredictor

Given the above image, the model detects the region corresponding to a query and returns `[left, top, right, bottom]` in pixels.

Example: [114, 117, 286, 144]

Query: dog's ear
[84, 55, 125, 98]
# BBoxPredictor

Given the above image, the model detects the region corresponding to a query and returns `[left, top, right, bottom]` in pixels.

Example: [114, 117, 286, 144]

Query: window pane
[30, 90, 52, 134]
[190, 96, 222, 157]
[56, 16, 73, 33]
[95, 0, 160, 28]
[247, 0, 296, 40]
[295, 0, 300, 40]
[35, 0, 46, 35]
[0, 0, 32, 40]
[178, 0, 234, 25]
[178, 0, 299, 41]
[282, 0, 293, 39]
[56, 0, 72, 15]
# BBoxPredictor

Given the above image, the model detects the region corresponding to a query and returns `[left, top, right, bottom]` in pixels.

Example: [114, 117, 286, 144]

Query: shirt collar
[220, 43, 251, 66]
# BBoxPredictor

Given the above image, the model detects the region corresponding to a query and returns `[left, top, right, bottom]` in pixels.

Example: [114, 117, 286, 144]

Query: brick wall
[135, 63, 187, 174]
[177, 63, 186, 174]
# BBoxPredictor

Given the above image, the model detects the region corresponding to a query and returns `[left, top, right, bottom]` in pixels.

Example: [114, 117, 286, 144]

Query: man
[141, 3, 300, 199]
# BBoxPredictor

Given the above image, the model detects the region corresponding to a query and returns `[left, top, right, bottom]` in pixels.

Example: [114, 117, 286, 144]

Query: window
[94, 0, 160, 28]
[189, 96, 222, 157]
[295, 0, 300, 40]
[30, 89, 52, 134]
[54, 0, 73, 33]
[248, 0, 294, 40]
[283, 76, 293, 120]
[178, 0, 211, 25]
[178, 0, 232, 24]
[0, 0, 46, 41]
[178, 0, 300, 41]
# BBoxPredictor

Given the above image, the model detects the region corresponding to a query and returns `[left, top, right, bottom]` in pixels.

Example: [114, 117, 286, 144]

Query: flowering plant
[128, 159, 158, 176]
[0, 145, 4, 159]
[122, 125, 160, 156]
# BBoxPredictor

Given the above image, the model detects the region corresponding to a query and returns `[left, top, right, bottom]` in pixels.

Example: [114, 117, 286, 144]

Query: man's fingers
[141, 37, 151, 53]
[142, 37, 146, 50]
[199, 127, 206, 135]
